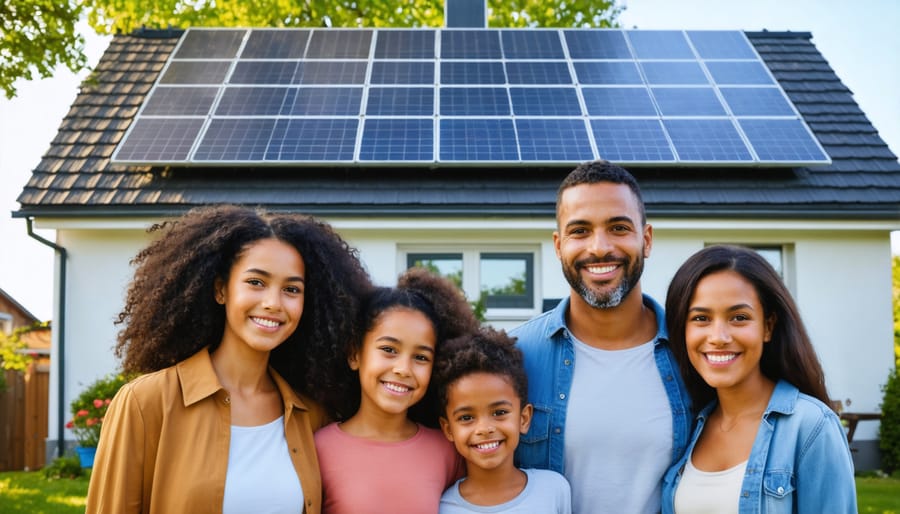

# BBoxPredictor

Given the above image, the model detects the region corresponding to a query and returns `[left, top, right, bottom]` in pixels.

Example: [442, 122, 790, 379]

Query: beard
[562, 252, 645, 309]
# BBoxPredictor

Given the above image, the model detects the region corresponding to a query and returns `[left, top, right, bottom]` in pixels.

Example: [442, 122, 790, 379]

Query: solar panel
[582, 87, 656, 116]
[440, 119, 519, 161]
[113, 27, 830, 167]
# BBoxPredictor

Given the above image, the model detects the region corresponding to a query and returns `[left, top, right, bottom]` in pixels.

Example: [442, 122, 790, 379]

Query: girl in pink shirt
[314, 268, 478, 514]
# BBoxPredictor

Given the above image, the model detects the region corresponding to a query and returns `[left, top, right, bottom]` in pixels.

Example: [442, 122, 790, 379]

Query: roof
[14, 29, 900, 220]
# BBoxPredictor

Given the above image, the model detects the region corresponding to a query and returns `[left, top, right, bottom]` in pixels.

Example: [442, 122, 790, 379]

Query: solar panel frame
[111, 27, 830, 167]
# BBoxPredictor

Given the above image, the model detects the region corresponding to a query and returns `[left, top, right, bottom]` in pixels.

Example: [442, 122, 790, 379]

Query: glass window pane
[752, 247, 783, 277]
[480, 253, 533, 308]
[407, 253, 463, 289]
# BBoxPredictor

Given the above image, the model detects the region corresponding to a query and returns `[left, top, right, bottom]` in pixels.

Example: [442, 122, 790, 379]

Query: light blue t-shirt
[439, 468, 571, 513]
[565, 338, 672, 514]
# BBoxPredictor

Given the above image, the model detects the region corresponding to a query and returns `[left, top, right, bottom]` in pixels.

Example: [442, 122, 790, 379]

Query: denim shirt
[662, 380, 857, 514]
[511, 294, 693, 474]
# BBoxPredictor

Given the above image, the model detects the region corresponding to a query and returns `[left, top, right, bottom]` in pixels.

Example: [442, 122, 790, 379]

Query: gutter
[25, 218, 67, 460]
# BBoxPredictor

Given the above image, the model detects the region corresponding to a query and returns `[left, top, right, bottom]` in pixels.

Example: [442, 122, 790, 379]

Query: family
[84, 160, 857, 514]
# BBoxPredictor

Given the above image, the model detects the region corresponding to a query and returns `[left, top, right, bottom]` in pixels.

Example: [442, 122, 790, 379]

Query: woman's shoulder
[792, 391, 842, 426]
[119, 365, 179, 397]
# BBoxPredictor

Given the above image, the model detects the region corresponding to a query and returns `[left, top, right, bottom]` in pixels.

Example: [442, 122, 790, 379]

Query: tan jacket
[86, 348, 326, 514]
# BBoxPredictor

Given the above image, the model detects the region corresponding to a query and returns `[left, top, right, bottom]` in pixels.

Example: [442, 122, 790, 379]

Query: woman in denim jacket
[661, 245, 856, 513]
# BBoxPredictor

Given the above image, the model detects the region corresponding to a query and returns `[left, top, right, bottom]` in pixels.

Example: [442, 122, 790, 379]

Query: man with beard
[510, 160, 692, 514]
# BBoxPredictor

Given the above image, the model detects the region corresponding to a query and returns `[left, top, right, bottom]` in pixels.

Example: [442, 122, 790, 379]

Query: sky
[0, 0, 898, 322]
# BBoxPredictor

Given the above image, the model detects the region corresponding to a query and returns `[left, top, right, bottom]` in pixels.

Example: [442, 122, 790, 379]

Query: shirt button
[777, 486, 784, 494]
[292, 448, 298, 453]
[559, 393, 566, 400]
[564, 359, 571, 366]
[224, 396, 230, 404]
[554, 428, 561, 434]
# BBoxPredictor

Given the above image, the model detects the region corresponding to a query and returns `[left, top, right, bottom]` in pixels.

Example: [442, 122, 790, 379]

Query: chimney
[445, 0, 487, 28]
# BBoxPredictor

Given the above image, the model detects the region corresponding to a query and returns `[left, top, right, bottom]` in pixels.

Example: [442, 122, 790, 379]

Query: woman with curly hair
[661, 245, 855, 513]
[314, 267, 479, 514]
[86, 204, 372, 514]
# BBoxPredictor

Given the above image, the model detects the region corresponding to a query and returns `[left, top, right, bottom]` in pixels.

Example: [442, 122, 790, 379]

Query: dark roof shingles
[15, 30, 900, 218]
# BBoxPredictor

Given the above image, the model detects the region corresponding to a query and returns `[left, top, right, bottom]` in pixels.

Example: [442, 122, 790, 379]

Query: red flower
[76, 409, 90, 418]
[86, 418, 98, 427]
[65, 420, 74, 429]
[93, 399, 104, 408]
[104, 399, 111, 405]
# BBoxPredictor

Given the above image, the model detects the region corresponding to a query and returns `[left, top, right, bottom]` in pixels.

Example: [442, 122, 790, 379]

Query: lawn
[0, 470, 90, 514]
[1, 470, 899, 512]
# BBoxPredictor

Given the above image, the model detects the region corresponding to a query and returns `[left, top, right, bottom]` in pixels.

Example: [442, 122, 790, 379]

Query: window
[708, 244, 785, 277]
[405, 248, 538, 317]
[479, 253, 533, 308]
[407, 253, 463, 288]
[752, 246, 784, 277]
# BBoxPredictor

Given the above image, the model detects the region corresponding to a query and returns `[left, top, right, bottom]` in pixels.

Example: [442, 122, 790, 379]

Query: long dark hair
[665, 245, 831, 411]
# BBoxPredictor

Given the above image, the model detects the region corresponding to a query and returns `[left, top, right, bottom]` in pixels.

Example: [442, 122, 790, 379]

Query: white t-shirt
[564, 338, 672, 514]
[223, 416, 303, 514]
[439, 468, 571, 513]
[673, 456, 747, 514]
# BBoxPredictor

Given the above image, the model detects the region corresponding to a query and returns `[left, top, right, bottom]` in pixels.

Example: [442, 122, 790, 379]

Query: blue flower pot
[75, 446, 96, 468]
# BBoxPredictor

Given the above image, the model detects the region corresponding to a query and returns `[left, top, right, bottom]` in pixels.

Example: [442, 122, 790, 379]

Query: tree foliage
[893, 255, 899, 368]
[2, 0, 621, 98]
[0, 0, 87, 98]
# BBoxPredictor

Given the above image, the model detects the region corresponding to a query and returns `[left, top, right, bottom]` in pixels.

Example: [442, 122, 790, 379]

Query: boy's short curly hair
[433, 327, 528, 416]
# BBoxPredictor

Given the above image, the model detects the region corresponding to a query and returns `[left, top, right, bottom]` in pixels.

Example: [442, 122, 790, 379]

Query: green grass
[858, 475, 900, 513]
[0, 470, 90, 514]
[1, 470, 899, 512]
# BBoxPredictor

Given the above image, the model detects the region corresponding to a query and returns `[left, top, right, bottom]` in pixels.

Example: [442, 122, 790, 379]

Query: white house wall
[44, 217, 895, 461]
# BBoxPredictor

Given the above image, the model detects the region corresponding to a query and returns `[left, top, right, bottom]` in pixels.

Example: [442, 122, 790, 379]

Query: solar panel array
[112, 28, 831, 167]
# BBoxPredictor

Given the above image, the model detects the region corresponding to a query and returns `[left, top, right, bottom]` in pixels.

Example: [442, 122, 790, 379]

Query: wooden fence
[0, 359, 49, 471]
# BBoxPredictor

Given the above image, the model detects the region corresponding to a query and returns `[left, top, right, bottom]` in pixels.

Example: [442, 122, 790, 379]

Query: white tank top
[223, 416, 303, 514]
[673, 456, 747, 514]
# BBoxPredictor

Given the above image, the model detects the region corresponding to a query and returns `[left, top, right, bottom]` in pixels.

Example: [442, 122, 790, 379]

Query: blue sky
[0, 0, 898, 321]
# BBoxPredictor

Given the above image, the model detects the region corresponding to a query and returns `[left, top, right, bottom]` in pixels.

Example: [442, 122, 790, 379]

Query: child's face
[349, 307, 436, 418]
[440, 372, 532, 475]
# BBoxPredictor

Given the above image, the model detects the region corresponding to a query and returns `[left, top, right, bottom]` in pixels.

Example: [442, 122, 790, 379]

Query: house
[13, 25, 900, 471]
[0, 288, 50, 470]
[0, 286, 42, 333]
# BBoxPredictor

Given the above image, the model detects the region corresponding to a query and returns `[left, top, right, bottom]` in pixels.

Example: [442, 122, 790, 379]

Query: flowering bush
[67, 373, 131, 447]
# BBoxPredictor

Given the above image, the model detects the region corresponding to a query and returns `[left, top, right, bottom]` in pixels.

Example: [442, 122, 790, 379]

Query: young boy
[434, 328, 572, 513]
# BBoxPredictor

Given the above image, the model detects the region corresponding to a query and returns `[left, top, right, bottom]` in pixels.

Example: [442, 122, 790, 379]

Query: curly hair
[665, 245, 831, 412]
[325, 267, 480, 426]
[432, 328, 528, 418]
[114, 204, 373, 401]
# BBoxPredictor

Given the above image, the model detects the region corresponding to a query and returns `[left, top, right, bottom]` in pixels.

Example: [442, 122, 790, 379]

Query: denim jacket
[511, 294, 693, 474]
[662, 380, 857, 514]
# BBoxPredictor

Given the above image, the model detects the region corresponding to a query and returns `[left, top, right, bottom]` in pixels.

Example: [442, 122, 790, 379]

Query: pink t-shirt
[314, 422, 464, 514]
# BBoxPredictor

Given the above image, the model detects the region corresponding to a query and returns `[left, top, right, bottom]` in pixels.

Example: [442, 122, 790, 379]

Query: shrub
[42, 454, 84, 480]
[880, 366, 900, 474]
[67, 373, 131, 447]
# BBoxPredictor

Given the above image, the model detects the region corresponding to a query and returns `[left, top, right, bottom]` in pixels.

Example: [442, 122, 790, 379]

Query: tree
[0, 0, 87, 98]
[1, 0, 621, 98]
[893, 255, 899, 368]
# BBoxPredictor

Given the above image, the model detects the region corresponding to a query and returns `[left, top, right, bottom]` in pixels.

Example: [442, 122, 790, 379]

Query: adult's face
[553, 182, 652, 309]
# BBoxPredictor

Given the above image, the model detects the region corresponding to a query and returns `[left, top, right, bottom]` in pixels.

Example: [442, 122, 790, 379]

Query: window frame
[401, 245, 541, 321]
